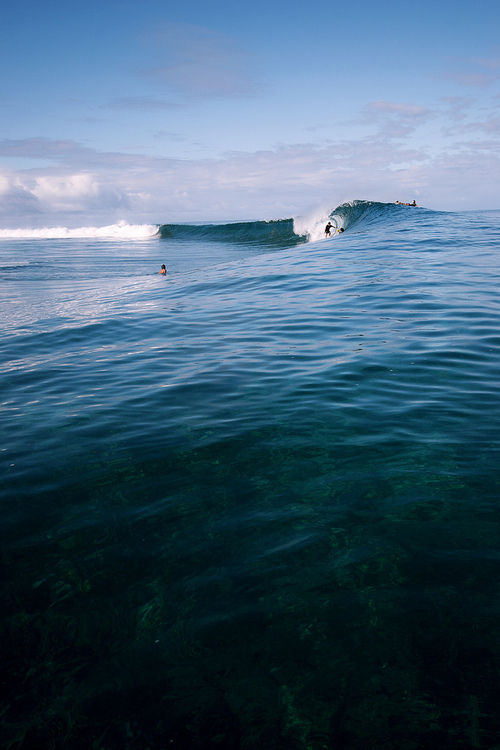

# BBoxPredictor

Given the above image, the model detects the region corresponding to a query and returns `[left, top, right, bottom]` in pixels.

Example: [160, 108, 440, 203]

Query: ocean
[1, 200, 500, 749]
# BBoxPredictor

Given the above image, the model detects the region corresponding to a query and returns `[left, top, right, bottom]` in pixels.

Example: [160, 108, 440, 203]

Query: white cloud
[0, 173, 42, 215]
[32, 173, 127, 212]
[0, 169, 128, 218]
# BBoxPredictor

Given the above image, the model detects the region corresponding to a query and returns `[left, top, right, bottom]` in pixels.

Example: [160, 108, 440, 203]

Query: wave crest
[0, 221, 159, 240]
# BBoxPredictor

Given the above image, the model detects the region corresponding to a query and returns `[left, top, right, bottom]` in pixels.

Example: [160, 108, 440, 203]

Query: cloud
[141, 23, 260, 98]
[459, 137, 500, 150]
[0, 137, 89, 162]
[441, 56, 500, 88]
[32, 174, 127, 212]
[438, 96, 500, 138]
[472, 57, 500, 71]
[0, 174, 42, 215]
[0, 167, 128, 217]
[362, 100, 433, 138]
[439, 97, 476, 123]
[366, 101, 430, 118]
[0, 137, 169, 170]
[152, 131, 186, 143]
[463, 117, 500, 136]
[447, 72, 496, 88]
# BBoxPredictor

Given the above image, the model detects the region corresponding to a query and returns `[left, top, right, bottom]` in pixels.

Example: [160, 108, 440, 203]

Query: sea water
[1, 201, 500, 748]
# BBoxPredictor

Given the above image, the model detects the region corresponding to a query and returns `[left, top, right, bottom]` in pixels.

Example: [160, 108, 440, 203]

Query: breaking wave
[0, 221, 159, 240]
[0, 201, 424, 246]
[160, 201, 425, 247]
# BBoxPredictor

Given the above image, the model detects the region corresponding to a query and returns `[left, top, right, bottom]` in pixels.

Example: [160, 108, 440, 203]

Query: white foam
[293, 205, 341, 243]
[0, 220, 159, 240]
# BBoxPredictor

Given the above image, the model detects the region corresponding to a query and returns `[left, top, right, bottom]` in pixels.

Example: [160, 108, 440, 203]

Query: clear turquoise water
[1, 203, 500, 748]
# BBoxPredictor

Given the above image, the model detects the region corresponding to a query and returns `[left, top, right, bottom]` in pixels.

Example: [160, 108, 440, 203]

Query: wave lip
[0, 221, 159, 240]
[330, 200, 410, 231]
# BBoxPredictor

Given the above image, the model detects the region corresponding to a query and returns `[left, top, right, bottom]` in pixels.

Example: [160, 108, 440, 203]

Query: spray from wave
[293, 206, 338, 243]
[0, 221, 159, 240]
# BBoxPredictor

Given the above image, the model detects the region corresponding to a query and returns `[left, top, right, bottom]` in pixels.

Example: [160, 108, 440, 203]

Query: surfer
[396, 200, 418, 207]
[159, 264, 166, 275]
[338, 227, 345, 233]
[324, 221, 334, 237]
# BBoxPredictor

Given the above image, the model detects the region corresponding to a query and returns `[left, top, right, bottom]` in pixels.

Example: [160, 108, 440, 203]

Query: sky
[0, 0, 499, 227]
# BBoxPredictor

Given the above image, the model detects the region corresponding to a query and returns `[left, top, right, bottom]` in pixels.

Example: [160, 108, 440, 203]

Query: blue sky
[0, 0, 499, 226]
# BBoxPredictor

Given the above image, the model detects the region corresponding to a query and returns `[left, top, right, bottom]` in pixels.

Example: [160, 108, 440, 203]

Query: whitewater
[2, 200, 500, 749]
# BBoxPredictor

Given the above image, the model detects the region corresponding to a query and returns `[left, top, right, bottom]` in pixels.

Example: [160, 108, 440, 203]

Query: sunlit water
[1, 203, 500, 748]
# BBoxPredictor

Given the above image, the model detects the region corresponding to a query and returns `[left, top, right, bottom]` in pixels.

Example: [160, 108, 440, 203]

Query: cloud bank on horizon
[0, 0, 499, 227]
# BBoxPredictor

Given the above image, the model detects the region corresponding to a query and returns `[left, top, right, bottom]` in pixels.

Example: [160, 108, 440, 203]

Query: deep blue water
[1, 201, 500, 748]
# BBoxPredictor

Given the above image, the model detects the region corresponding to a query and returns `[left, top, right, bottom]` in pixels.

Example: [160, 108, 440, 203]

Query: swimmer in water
[159, 264, 166, 275]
